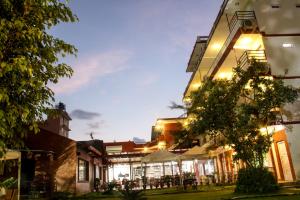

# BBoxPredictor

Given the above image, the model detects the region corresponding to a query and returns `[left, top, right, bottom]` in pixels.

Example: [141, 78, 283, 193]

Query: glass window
[78, 159, 89, 182]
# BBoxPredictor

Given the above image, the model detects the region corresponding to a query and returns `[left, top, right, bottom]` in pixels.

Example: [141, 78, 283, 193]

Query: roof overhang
[0, 150, 21, 160]
[183, 0, 254, 98]
[186, 36, 208, 72]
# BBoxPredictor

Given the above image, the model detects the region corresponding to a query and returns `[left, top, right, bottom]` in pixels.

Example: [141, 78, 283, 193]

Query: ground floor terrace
[64, 185, 300, 200]
[106, 125, 298, 189]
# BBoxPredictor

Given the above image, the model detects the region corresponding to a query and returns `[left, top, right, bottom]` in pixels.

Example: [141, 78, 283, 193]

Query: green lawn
[72, 186, 300, 200]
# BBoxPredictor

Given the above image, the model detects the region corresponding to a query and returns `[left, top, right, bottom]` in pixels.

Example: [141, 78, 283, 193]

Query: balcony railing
[207, 11, 258, 78]
[229, 11, 257, 33]
[237, 50, 267, 69]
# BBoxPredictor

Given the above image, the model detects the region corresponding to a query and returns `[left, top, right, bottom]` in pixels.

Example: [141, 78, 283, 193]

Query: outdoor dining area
[107, 146, 225, 190]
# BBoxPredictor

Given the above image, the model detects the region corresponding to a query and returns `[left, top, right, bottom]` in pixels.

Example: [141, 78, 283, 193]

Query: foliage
[235, 167, 279, 193]
[51, 191, 73, 200]
[172, 61, 299, 169]
[0, 0, 77, 157]
[0, 177, 17, 189]
[119, 187, 147, 200]
[102, 181, 117, 195]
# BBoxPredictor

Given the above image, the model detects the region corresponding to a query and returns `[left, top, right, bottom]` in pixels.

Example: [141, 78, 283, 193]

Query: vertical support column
[171, 162, 174, 176]
[112, 163, 115, 181]
[178, 160, 182, 185]
[162, 162, 165, 177]
[129, 159, 132, 180]
[17, 153, 21, 200]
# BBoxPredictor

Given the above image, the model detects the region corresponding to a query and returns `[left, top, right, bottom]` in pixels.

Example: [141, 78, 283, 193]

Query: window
[78, 159, 89, 182]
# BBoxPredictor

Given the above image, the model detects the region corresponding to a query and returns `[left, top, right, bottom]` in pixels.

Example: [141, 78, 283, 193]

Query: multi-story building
[183, 0, 300, 182]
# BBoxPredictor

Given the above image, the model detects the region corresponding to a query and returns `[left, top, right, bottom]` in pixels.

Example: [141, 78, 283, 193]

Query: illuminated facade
[183, 0, 300, 182]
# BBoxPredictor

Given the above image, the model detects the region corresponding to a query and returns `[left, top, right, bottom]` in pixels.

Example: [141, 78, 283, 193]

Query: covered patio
[0, 150, 21, 200]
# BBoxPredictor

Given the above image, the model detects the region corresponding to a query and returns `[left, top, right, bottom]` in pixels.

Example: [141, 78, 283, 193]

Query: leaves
[174, 61, 299, 168]
[0, 0, 77, 157]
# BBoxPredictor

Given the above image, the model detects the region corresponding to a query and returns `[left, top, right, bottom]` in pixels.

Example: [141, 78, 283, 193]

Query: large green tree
[173, 61, 299, 168]
[0, 0, 77, 157]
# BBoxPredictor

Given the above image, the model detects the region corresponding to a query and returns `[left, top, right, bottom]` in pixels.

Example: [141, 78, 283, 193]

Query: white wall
[254, 0, 300, 34]
[263, 34, 300, 180]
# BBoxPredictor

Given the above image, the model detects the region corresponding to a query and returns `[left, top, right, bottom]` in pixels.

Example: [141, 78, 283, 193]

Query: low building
[19, 103, 107, 197]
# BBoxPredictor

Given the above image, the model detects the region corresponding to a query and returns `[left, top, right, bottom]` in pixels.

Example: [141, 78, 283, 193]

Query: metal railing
[207, 11, 258, 78]
[229, 11, 257, 32]
[237, 50, 267, 69]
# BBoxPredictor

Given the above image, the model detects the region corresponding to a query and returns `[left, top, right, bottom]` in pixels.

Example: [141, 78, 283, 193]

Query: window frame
[78, 159, 89, 182]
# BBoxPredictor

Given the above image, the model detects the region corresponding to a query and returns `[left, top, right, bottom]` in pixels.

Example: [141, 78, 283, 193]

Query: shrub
[51, 191, 73, 200]
[235, 167, 279, 193]
[119, 188, 146, 200]
[102, 182, 117, 195]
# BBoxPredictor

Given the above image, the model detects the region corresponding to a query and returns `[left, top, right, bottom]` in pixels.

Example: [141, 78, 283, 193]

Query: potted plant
[164, 175, 172, 188]
[154, 179, 159, 189]
[141, 176, 147, 190]
[0, 177, 17, 200]
[159, 177, 164, 189]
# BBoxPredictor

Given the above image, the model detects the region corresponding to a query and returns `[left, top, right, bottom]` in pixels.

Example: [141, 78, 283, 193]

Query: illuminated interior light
[270, 107, 280, 112]
[259, 125, 285, 135]
[217, 72, 233, 80]
[192, 83, 201, 90]
[183, 97, 192, 103]
[143, 147, 148, 152]
[158, 141, 166, 150]
[233, 34, 264, 50]
[212, 43, 222, 50]
[282, 43, 294, 48]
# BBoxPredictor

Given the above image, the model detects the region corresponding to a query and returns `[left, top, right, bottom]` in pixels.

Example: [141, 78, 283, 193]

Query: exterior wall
[162, 123, 183, 147]
[254, 0, 300, 34]
[40, 117, 60, 136]
[25, 129, 77, 193]
[76, 151, 104, 194]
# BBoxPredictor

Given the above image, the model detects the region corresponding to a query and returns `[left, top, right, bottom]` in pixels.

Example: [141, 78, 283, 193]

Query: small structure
[0, 150, 21, 200]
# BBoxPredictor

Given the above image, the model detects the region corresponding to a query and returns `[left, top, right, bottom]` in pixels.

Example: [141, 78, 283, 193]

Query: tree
[173, 61, 299, 169]
[0, 0, 77, 158]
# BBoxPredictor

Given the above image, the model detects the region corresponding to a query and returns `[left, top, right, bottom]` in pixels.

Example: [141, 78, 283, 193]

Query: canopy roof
[0, 150, 21, 160]
[141, 150, 178, 163]
[179, 144, 210, 160]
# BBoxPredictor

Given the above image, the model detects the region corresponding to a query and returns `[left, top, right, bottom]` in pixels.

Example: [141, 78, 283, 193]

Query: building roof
[104, 141, 146, 153]
[77, 140, 106, 156]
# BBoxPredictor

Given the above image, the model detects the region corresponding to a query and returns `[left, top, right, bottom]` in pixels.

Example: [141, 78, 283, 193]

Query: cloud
[87, 121, 105, 129]
[51, 50, 133, 94]
[70, 109, 101, 120]
[133, 137, 146, 144]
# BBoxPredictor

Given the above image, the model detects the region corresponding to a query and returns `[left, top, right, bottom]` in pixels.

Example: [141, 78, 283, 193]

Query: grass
[70, 186, 300, 200]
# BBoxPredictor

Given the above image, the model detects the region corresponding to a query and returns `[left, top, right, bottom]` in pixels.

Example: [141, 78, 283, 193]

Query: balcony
[207, 11, 259, 78]
[237, 50, 267, 69]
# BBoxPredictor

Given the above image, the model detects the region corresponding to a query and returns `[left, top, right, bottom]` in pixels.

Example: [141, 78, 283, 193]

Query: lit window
[78, 159, 89, 182]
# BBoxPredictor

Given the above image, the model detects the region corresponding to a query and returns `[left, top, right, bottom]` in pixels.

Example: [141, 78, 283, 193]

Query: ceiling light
[212, 43, 222, 50]
[282, 43, 294, 48]
[217, 72, 233, 80]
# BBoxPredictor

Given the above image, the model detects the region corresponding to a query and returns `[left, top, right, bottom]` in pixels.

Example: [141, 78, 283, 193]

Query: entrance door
[277, 141, 293, 181]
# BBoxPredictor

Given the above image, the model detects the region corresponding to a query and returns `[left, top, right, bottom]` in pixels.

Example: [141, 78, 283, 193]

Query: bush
[119, 188, 146, 200]
[102, 182, 117, 195]
[235, 167, 279, 193]
[51, 191, 73, 200]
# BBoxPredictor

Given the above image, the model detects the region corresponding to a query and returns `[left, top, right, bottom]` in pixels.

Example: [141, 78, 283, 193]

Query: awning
[0, 151, 21, 160]
[141, 150, 179, 163]
[179, 144, 211, 160]
[0, 150, 21, 200]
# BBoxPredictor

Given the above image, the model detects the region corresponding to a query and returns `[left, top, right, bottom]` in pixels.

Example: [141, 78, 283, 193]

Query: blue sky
[51, 0, 222, 142]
